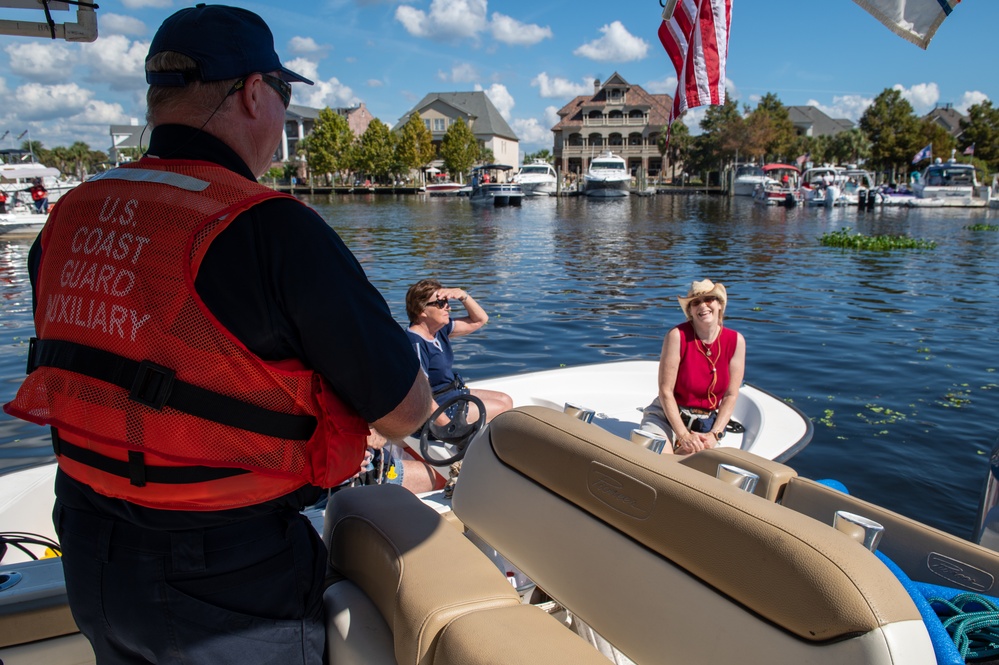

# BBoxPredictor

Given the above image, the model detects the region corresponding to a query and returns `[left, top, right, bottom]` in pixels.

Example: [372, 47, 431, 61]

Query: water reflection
[1, 196, 997, 538]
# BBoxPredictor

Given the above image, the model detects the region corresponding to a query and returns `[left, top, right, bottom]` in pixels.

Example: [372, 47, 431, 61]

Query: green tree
[523, 149, 553, 163]
[302, 108, 354, 185]
[828, 128, 871, 166]
[699, 97, 743, 164]
[748, 93, 797, 162]
[914, 118, 955, 165]
[859, 88, 919, 181]
[959, 100, 999, 171]
[356, 118, 397, 183]
[396, 112, 436, 183]
[439, 118, 479, 180]
[658, 121, 692, 183]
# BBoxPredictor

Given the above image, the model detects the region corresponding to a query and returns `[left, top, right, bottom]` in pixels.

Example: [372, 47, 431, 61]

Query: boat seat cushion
[678, 446, 797, 501]
[781, 476, 999, 594]
[432, 604, 610, 665]
[324, 484, 521, 665]
[453, 407, 929, 663]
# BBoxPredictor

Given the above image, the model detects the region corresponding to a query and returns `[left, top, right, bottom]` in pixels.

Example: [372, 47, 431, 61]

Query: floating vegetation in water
[940, 385, 972, 408]
[818, 408, 835, 428]
[966, 224, 999, 231]
[819, 228, 937, 250]
[857, 404, 907, 429]
[751, 306, 762, 312]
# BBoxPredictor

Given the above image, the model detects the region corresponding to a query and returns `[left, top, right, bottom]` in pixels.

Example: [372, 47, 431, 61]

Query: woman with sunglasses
[639, 279, 746, 455]
[405, 279, 513, 426]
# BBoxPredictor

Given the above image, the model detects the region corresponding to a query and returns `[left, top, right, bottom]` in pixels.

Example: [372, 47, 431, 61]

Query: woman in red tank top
[640, 279, 746, 455]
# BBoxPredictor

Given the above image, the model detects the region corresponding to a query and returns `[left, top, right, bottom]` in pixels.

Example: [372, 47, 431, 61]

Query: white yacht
[912, 157, 989, 207]
[583, 152, 630, 198]
[513, 160, 558, 197]
[732, 164, 767, 197]
[798, 166, 849, 207]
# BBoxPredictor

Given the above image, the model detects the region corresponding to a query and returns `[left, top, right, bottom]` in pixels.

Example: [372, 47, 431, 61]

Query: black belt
[433, 374, 466, 399]
[28, 338, 316, 441]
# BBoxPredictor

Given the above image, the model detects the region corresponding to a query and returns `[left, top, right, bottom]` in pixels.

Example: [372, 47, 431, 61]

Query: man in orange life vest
[3, 5, 432, 663]
[29, 178, 48, 213]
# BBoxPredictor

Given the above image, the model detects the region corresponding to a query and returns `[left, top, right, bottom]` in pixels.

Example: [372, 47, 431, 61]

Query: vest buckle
[129, 360, 176, 410]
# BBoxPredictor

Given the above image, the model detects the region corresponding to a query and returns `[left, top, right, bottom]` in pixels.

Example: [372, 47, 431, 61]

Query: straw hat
[677, 279, 727, 318]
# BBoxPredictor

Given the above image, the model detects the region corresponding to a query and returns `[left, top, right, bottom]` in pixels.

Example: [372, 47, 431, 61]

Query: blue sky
[0, 0, 995, 158]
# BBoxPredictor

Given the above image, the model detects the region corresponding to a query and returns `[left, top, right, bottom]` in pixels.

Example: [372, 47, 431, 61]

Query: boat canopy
[762, 163, 799, 173]
[472, 164, 514, 172]
[0, 163, 61, 181]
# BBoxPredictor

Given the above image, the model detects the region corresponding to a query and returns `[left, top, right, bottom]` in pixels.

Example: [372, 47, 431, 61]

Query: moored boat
[752, 163, 800, 206]
[513, 160, 558, 197]
[798, 165, 848, 207]
[468, 164, 523, 207]
[911, 157, 990, 207]
[582, 152, 630, 198]
[732, 163, 767, 197]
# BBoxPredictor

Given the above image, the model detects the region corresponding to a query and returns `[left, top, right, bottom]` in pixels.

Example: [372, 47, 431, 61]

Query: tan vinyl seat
[781, 476, 999, 594]
[452, 406, 936, 665]
[323, 484, 604, 665]
[678, 446, 797, 501]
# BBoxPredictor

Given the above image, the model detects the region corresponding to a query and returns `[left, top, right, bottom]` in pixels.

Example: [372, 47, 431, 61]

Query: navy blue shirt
[406, 321, 456, 394]
[32, 125, 420, 527]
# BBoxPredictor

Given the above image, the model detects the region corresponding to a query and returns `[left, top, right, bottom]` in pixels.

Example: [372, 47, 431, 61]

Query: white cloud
[477, 83, 514, 119]
[439, 63, 478, 83]
[14, 83, 93, 121]
[490, 13, 552, 46]
[573, 21, 648, 62]
[511, 117, 549, 146]
[531, 72, 590, 99]
[892, 82, 939, 114]
[101, 13, 147, 37]
[299, 75, 361, 109]
[120, 0, 171, 8]
[806, 94, 873, 123]
[72, 99, 131, 126]
[957, 91, 990, 114]
[644, 75, 677, 95]
[5, 42, 76, 83]
[395, 0, 488, 42]
[289, 36, 328, 57]
[367, 79, 384, 88]
[81, 36, 149, 91]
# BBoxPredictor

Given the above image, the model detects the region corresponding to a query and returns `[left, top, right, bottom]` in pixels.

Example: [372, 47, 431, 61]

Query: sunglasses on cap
[424, 298, 449, 309]
[229, 73, 291, 109]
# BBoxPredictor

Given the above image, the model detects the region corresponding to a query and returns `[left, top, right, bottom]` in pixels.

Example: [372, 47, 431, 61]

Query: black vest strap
[52, 428, 249, 486]
[30, 338, 317, 441]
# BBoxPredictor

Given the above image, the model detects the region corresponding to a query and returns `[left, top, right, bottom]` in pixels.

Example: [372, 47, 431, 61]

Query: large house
[394, 92, 519, 169]
[923, 103, 966, 139]
[108, 103, 375, 167]
[551, 73, 672, 179]
[786, 106, 854, 138]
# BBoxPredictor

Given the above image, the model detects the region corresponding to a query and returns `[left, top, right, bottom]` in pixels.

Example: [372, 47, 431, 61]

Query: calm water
[2, 195, 997, 538]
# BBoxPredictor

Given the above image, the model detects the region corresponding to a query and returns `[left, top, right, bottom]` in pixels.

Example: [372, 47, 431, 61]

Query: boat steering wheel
[419, 393, 486, 466]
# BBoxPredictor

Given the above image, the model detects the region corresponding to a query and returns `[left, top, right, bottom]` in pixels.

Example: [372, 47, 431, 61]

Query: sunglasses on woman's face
[689, 296, 718, 308]
[424, 298, 449, 309]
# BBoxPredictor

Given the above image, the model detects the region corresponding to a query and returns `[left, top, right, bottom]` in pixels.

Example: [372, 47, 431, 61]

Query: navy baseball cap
[146, 4, 314, 87]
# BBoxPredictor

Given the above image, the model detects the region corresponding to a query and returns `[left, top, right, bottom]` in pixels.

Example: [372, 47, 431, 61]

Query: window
[433, 118, 447, 132]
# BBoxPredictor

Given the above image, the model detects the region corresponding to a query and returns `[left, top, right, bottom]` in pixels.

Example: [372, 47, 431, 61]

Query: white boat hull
[0, 211, 46, 237]
[516, 180, 556, 197]
[468, 183, 524, 206]
[583, 179, 630, 197]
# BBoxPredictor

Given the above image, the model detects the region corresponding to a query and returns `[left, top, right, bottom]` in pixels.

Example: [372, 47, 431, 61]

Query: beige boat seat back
[781, 476, 999, 594]
[453, 407, 935, 665]
[322, 484, 606, 665]
[678, 446, 797, 501]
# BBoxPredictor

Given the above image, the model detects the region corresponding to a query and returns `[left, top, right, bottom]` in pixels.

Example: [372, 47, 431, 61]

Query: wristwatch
[711, 429, 726, 440]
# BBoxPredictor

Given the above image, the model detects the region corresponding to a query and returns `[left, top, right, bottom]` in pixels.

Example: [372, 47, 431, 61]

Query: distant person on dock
[28, 178, 47, 213]
[639, 279, 746, 455]
[0, 189, 7, 214]
[4, 5, 432, 665]
[406, 279, 513, 427]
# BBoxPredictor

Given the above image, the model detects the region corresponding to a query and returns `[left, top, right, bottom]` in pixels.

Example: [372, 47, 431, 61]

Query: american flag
[963, 143, 975, 156]
[658, 0, 732, 130]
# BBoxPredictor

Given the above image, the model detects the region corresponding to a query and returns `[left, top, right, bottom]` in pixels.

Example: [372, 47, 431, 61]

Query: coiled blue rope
[927, 593, 999, 661]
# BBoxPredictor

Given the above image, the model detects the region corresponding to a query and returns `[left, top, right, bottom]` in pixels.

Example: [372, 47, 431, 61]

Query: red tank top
[672, 321, 737, 411]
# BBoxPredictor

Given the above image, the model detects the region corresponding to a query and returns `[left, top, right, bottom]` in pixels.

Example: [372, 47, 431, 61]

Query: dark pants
[55, 502, 326, 664]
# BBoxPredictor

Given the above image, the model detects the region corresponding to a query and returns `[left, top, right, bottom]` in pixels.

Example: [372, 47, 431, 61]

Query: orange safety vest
[30, 185, 47, 201]
[4, 159, 369, 510]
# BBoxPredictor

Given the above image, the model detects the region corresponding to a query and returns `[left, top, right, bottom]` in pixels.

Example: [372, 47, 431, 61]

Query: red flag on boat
[658, 0, 732, 132]
[963, 143, 975, 156]
[851, 0, 961, 49]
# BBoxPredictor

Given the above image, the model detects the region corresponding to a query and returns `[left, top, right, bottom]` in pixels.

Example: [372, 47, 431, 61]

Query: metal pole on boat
[716, 463, 759, 493]
[833, 510, 884, 552]
[563, 403, 595, 423]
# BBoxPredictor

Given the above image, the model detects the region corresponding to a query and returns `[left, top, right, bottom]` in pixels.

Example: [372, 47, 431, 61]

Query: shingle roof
[551, 72, 672, 133]
[923, 105, 966, 137]
[394, 91, 518, 141]
[787, 106, 855, 136]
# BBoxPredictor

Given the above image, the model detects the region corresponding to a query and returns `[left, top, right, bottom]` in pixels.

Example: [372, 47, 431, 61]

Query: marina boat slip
[912, 158, 991, 208]
[583, 152, 630, 198]
[513, 160, 558, 197]
[732, 164, 768, 197]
